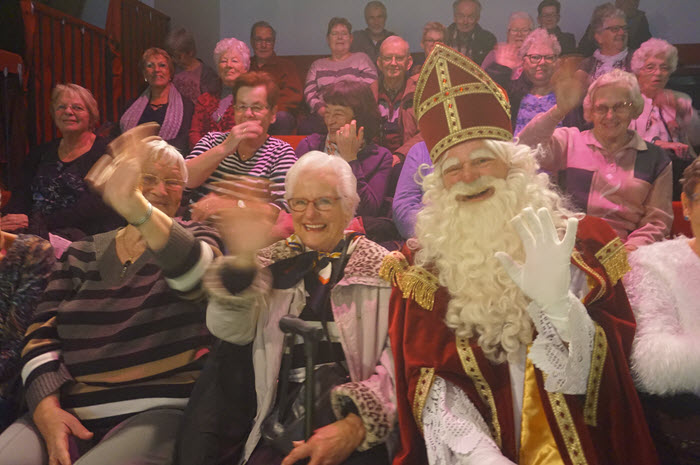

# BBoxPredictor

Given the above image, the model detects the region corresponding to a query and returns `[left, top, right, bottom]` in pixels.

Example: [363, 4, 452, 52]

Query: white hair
[583, 68, 644, 122]
[144, 138, 188, 183]
[414, 140, 578, 364]
[509, 11, 534, 28]
[519, 28, 561, 59]
[284, 151, 360, 220]
[631, 38, 679, 74]
[213, 38, 251, 71]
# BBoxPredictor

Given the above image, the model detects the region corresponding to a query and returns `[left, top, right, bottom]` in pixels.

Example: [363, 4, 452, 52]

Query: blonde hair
[50, 83, 99, 131]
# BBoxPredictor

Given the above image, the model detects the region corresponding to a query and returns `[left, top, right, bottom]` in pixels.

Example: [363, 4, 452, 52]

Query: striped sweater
[186, 134, 297, 210]
[304, 53, 378, 113]
[20, 220, 222, 432]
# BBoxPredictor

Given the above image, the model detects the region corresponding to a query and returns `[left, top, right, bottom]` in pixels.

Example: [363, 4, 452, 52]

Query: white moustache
[449, 176, 498, 197]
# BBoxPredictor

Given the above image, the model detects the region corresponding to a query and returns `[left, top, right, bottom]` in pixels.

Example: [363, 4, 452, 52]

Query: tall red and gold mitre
[414, 43, 513, 163]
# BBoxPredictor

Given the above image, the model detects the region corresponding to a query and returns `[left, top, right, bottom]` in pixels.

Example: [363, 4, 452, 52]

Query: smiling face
[591, 84, 634, 143]
[440, 139, 510, 202]
[143, 54, 171, 91]
[290, 170, 348, 252]
[140, 160, 184, 218]
[252, 26, 275, 61]
[522, 41, 558, 87]
[53, 91, 92, 135]
[324, 104, 354, 143]
[327, 24, 352, 57]
[636, 53, 672, 98]
[365, 5, 386, 35]
[595, 17, 628, 55]
[217, 50, 247, 88]
[538, 5, 560, 31]
[454, 1, 480, 33]
[377, 38, 412, 83]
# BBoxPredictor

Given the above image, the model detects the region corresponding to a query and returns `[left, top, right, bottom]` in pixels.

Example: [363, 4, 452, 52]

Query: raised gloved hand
[495, 207, 578, 322]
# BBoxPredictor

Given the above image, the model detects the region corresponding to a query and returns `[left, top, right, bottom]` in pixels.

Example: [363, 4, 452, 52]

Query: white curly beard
[415, 174, 536, 364]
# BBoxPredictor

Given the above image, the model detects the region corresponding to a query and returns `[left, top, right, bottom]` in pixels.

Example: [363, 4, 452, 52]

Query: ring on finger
[238, 200, 246, 208]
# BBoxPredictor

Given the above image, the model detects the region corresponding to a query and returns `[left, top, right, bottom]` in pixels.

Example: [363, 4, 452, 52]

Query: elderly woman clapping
[119, 47, 194, 154]
[189, 38, 250, 148]
[191, 151, 395, 465]
[519, 69, 673, 250]
[629, 38, 700, 160]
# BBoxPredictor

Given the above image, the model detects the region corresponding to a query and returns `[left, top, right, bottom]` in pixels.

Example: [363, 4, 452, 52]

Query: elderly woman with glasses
[519, 69, 673, 250]
[575, 4, 632, 86]
[629, 38, 700, 162]
[623, 157, 700, 464]
[0, 127, 222, 465]
[486, 28, 582, 135]
[189, 151, 394, 465]
[189, 38, 251, 148]
[479, 11, 533, 72]
[119, 47, 194, 155]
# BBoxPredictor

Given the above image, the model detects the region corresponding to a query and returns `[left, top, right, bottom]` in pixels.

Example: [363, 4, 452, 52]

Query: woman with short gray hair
[630, 38, 700, 166]
[519, 68, 673, 250]
[189, 37, 251, 147]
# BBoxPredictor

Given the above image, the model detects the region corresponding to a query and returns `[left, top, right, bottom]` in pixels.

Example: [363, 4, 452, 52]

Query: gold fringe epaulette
[398, 266, 439, 311]
[379, 251, 409, 286]
[380, 252, 439, 311]
[594, 237, 630, 286]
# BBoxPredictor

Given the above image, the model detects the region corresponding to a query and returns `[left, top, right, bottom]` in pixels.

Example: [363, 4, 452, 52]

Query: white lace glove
[495, 207, 578, 339]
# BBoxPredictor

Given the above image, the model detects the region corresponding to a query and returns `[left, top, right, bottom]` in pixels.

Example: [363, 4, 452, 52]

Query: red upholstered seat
[671, 201, 694, 238]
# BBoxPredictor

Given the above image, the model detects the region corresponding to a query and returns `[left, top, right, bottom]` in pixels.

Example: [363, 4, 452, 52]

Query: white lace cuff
[422, 377, 514, 465]
[528, 292, 595, 395]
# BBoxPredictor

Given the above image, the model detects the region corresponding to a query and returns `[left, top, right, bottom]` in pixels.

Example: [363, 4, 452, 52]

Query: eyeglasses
[641, 63, 672, 74]
[592, 101, 633, 116]
[379, 54, 409, 63]
[56, 103, 87, 112]
[141, 173, 185, 191]
[253, 38, 274, 45]
[524, 54, 557, 64]
[509, 28, 532, 35]
[288, 197, 341, 212]
[233, 104, 269, 115]
[603, 25, 628, 33]
[329, 32, 350, 38]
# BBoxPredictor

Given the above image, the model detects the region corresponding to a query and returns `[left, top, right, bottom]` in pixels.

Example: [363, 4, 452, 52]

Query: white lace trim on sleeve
[422, 376, 515, 465]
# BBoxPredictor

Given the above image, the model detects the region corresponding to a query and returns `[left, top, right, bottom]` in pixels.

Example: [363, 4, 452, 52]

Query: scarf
[592, 48, 629, 80]
[120, 85, 184, 140]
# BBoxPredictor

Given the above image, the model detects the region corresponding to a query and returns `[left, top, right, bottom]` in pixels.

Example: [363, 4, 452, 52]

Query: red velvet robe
[386, 216, 658, 465]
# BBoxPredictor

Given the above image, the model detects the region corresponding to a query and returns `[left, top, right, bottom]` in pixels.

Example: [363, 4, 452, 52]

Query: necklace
[116, 228, 147, 279]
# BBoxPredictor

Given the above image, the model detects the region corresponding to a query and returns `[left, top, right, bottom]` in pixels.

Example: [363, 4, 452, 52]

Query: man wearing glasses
[185, 72, 298, 218]
[248, 21, 303, 135]
[536, 0, 576, 55]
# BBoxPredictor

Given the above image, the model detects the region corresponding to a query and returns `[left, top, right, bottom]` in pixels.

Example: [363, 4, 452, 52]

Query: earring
[684, 215, 690, 221]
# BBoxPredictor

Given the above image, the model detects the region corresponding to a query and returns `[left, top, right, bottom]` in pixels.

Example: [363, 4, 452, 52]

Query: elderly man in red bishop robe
[382, 43, 658, 465]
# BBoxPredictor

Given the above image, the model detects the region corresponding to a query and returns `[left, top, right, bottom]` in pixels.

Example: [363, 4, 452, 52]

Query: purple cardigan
[296, 134, 392, 217]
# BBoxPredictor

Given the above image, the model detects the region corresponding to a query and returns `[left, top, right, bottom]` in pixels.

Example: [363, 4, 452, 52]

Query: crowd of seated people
[0, 0, 698, 463]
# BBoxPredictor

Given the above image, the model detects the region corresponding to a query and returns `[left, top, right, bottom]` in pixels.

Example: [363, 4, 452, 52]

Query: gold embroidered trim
[379, 251, 408, 285]
[414, 43, 511, 122]
[456, 338, 502, 447]
[572, 251, 606, 304]
[412, 367, 436, 434]
[547, 391, 589, 465]
[417, 82, 500, 117]
[398, 266, 439, 311]
[429, 126, 513, 162]
[584, 324, 607, 426]
[594, 237, 630, 286]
